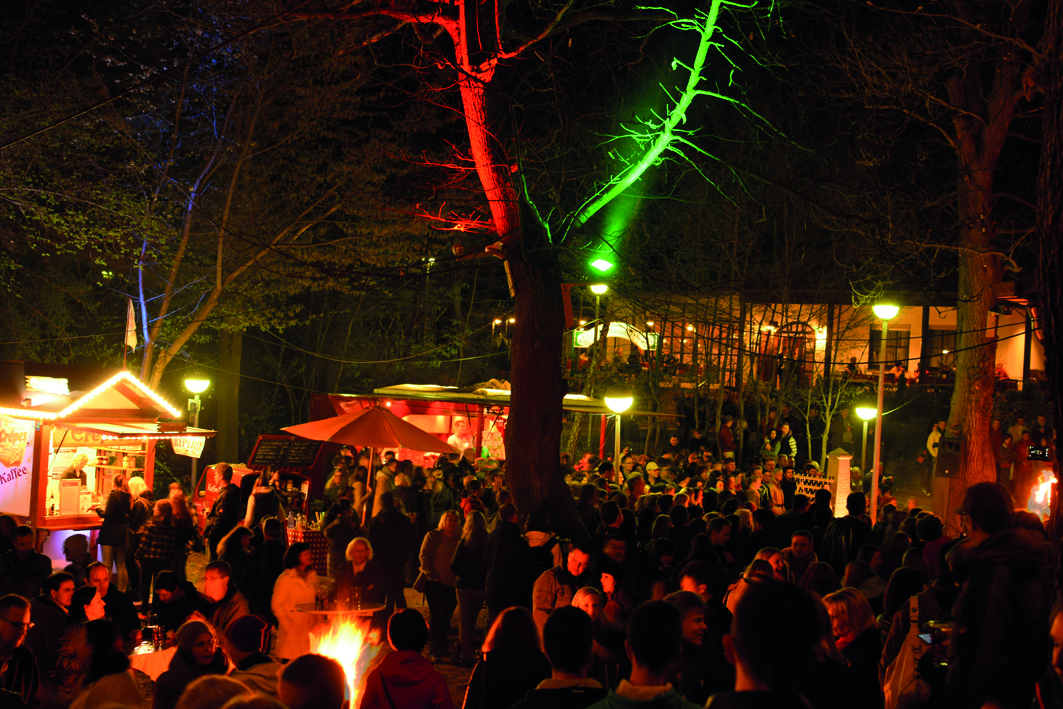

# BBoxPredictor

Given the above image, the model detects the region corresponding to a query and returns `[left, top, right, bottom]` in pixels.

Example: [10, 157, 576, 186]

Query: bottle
[287, 511, 295, 530]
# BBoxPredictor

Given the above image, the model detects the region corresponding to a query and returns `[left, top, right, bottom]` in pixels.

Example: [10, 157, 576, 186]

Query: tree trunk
[505, 252, 587, 541]
[215, 325, 243, 463]
[934, 167, 1001, 530]
[1037, 0, 1063, 533]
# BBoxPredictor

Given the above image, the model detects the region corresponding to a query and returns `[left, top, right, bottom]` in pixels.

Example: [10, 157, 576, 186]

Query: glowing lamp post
[855, 406, 877, 481]
[185, 378, 210, 492]
[604, 389, 633, 469]
[870, 303, 899, 522]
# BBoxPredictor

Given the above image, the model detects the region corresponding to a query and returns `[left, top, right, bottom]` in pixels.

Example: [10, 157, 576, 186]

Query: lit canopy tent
[283, 405, 458, 522]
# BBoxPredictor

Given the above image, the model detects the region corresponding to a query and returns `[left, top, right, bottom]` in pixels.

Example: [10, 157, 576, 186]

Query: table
[129, 645, 176, 681]
[286, 528, 328, 576]
[296, 602, 384, 618]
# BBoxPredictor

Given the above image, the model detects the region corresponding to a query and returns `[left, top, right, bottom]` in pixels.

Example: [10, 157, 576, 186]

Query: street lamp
[870, 302, 899, 522]
[855, 406, 877, 479]
[185, 378, 210, 493]
[604, 389, 633, 470]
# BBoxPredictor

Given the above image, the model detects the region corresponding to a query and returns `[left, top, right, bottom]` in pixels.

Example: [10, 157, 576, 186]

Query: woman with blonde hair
[126, 475, 153, 599]
[449, 510, 489, 666]
[823, 587, 883, 708]
[168, 488, 196, 581]
[333, 537, 386, 630]
[419, 509, 461, 659]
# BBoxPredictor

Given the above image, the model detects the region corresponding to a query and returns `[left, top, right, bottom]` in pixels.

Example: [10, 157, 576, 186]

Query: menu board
[247, 436, 293, 468]
[285, 439, 323, 467]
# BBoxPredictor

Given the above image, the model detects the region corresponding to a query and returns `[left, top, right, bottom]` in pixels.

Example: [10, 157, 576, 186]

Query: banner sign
[172, 436, 206, 459]
[0, 415, 35, 515]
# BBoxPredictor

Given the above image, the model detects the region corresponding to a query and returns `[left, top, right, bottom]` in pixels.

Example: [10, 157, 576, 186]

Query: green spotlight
[590, 258, 615, 273]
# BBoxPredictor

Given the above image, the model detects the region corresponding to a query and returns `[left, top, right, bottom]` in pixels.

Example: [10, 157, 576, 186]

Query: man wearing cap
[718, 416, 736, 460]
[946, 482, 1050, 708]
[226, 615, 283, 695]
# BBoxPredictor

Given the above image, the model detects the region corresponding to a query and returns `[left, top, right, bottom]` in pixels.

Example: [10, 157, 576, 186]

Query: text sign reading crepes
[0, 415, 35, 515]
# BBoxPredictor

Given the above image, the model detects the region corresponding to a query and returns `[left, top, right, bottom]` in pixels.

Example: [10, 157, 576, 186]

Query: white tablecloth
[129, 646, 176, 681]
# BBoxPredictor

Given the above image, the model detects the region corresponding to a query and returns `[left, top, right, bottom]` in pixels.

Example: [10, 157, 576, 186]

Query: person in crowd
[174, 676, 250, 709]
[449, 510, 488, 666]
[842, 559, 886, 615]
[369, 491, 415, 616]
[599, 561, 639, 627]
[153, 620, 231, 709]
[67, 619, 140, 709]
[62, 454, 90, 486]
[533, 543, 591, 634]
[323, 499, 361, 579]
[586, 601, 701, 709]
[125, 475, 152, 601]
[94, 474, 133, 593]
[359, 609, 453, 709]
[510, 605, 607, 709]
[525, 509, 564, 576]
[323, 462, 346, 508]
[462, 607, 551, 709]
[203, 561, 249, 636]
[918, 515, 949, 579]
[797, 561, 840, 600]
[642, 538, 677, 601]
[137, 499, 179, 597]
[217, 526, 253, 593]
[780, 530, 817, 584]
[946, 482, 1050, 708]
[484, 503, 531, 627]
[244, 469, 285, 542]
[823, 588, 883, 708]
[225, 615, 283, 696]
[151, 570, 207, 637]
[419, 509, 461, 659]
[736, 510, 788, 569]
[278, 654, 346, 709]
[61, 535, 92, 588]
[25, 572, 74, 683]
[271, 542, 320, 661]
[168, 488, 197, 583]
[0, 594, 39, 706]
[876, 567, 928, 640]
[333, 537, 385, 629]
[820, 493, 874, 576]
[711, 582, 825, 707]
[724, 559, 774, 615]
[240, 517, 287, 621]
[664, 590, 729, 705]
[204, 463, 240, 560]
[85, 563, 140, 646]
[879, 531, 910, 580]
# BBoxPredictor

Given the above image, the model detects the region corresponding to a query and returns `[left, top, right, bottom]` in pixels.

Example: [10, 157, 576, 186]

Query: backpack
[883, 595, 932, 709]
[528, 537, 560, 582]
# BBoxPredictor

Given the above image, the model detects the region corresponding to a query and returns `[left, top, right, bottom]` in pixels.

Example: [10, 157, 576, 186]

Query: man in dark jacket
[240, 517, 287, 620]
[819, 492, 873, 576]
[0, 594, 39, 707]
[25, 572, 73, 682]
[204, 560, 250, 639]
[86, 562, 140, 644]
[0, 527, 53, 599]
[150, 571, 208, 634]
[368, 491, 415, 615]
[946, 483, 1050, 709]
[484, 503, 531, 628]
[204, 463, 240, 560]
[510, 606, 608, 709]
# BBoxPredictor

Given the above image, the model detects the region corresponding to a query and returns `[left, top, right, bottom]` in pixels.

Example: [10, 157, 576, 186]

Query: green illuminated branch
[574, 0, 735, 226]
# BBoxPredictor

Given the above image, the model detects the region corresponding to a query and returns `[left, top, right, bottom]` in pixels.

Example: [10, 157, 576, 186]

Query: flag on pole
[125, 298, 137, 348]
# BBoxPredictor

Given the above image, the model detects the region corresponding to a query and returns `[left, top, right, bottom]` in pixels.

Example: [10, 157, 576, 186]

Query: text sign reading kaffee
[0, 415, 35, 515]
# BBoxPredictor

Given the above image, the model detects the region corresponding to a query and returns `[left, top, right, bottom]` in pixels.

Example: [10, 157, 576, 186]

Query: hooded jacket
[153, 646, 230, 709]
[946, 526, 1050, 709]
[585, 681, 703, 709]
[358, 649, 452, 709]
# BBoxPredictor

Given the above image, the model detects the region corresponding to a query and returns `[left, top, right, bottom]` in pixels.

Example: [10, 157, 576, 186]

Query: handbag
[883, 596, 932, 709]
[412, 570, 427, 594]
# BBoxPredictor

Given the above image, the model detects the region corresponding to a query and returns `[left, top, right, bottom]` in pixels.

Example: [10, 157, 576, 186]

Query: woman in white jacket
[270, 542, 320, 660]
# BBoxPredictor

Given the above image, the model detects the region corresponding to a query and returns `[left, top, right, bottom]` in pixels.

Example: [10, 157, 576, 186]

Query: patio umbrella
[283, 405, 458, 522]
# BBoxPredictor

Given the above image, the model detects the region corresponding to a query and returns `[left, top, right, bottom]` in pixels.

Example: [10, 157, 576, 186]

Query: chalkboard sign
[248, 436, 293, 468]
[286, 438, 323, 467]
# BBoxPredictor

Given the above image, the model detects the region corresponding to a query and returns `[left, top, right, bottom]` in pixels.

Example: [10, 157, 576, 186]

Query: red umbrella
[283, 405, 458, 523]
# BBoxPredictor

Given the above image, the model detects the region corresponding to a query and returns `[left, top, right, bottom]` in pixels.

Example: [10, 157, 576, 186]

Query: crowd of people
[0, 423, 1059, 709]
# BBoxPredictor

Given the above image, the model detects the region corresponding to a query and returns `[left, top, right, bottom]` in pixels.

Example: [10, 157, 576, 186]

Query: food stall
[0, 362, 214, 560]
[308, 382, 675, 465]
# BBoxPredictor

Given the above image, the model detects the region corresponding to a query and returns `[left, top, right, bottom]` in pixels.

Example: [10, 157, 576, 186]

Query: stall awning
[356, 383, 678, 418]
[0, 370, 183, 421]
[69, 422, 216, 440]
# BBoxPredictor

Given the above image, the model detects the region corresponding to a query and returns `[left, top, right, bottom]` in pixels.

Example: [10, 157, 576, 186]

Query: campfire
[310, 618, 382, 704]
[1027, 471, 1058, 520]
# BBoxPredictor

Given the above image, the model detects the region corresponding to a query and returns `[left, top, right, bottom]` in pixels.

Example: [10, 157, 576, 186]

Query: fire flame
[1028, 471, 1058, 519]
[309, 618, 381, 705]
